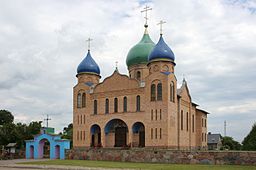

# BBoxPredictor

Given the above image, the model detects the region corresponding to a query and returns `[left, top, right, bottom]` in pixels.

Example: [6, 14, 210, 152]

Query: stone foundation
[66, 148, 256, 165]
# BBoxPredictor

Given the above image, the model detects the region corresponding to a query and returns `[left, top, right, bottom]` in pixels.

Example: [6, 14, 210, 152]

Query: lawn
[21, 160, 256, 170]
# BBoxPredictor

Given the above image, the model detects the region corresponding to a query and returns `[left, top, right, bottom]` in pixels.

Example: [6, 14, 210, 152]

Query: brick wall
[67, 148, 256, 165]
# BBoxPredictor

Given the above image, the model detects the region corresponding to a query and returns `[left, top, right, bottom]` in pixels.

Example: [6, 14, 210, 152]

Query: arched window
[151, 84, 156, 101]
[82, 93, 86, 107]
[186, 112, 189, 131]
[123, 97, 127, 112]
[181, 110, 183, 130]
[192, 115, 195, 132]
[155, 128, 157, 139]
[136, 71, 141, 81]
[151, 128, 153, 139]
[136, 95, 140, 112]
[160, 128, 162, 139]
[94, 100, 97, 115]
[157, 83, 162, 101]
[114, 98, 118, 113]
[170, 82, 175, 102]
[77, 93, 82, 108]
[105, 99, 109, 114]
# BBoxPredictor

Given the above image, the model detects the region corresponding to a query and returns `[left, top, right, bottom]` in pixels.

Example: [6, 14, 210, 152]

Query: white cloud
[0, 0, 255, 141]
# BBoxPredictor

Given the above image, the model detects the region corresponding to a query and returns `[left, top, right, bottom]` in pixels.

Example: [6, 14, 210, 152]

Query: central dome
[126, 28, 155, 68]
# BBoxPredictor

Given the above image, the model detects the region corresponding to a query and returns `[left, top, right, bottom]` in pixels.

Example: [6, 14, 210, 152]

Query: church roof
[126, 27, 155, 68]
[148, 34, 175, 63]
[77, 50, 100, 75]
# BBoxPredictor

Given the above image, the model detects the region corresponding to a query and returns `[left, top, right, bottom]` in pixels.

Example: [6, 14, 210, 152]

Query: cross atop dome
[115, 61, 118, 71]
[141, 5, 152, 27]
[157, 20, 166, 35]
[86, 38, 93, 51]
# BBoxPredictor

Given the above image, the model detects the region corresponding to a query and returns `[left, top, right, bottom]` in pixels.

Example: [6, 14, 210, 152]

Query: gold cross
[141, 5, 152, 26]
[115, 61, 118, 69]
[157, 20, 166, 35]
[86, 38, 93, 50]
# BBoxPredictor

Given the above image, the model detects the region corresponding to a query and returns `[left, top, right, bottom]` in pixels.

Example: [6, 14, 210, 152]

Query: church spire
[86, 38, 93, 51]
[141, 5, 152, 33]
[157, 20, 166, 35]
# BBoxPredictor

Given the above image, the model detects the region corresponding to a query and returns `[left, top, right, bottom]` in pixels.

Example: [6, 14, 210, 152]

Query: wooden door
[115, 127, 127, 147]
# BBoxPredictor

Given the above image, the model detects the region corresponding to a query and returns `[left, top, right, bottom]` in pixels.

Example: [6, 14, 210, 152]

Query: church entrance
[132, 122, 145, 147]
[104, 119, 128, 147]
[90, 124, 101, 147]
[115, 127, 127, 147]
[38, 138, 50, 158]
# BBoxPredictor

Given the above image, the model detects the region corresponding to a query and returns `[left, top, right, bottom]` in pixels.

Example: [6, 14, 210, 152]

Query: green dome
[126, 30, 155, 68]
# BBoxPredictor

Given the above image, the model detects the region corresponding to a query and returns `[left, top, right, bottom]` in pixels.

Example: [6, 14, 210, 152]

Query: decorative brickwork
[73, 26, 209, 149]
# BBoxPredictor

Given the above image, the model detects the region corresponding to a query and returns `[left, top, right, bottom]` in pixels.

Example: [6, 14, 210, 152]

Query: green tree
[0, 123, 16, 146]
[0, 120, 42, 148]
[242, 123, 256, 151]
[62, 123, 73, 147]
[221, 136, 241, 150]
[26, 121, 42, 138]
[0, 110, 14, 125]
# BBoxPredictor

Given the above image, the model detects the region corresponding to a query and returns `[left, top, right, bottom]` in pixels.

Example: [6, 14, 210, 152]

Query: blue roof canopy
[148, 35, 175, 62]
[77, 50, 100, 75]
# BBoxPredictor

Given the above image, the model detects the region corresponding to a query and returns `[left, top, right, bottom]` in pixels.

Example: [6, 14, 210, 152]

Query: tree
[221, 136, 241, 150]
[242, 123, 256, 151]
[0, 120, 42, 148]
[26, 121, 42, 138]
[62, 123, 73, 147]
[0, 123, 16, 146]
[0, 110, 14, 125]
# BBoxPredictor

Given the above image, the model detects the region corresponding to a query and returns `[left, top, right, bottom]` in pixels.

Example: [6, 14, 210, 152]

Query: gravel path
[0, 159, 135, 170]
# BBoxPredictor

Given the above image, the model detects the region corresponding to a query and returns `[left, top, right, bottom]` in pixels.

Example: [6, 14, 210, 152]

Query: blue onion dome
[77, 50, 100, 75]
[126, 27, 155, 68]
[148, 34, 175, 63]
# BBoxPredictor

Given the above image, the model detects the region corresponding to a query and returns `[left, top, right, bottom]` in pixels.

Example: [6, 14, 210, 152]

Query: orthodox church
[73, 9, 208, 150]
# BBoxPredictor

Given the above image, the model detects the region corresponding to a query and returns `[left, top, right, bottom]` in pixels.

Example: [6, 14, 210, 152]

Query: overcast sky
[0, 0, 256, 142]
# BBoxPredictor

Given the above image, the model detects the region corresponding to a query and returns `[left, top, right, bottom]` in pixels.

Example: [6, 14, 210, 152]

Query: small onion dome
[126, 28, 155, 68]
[148, 34, 175, 63]
[77, 50, 100, 75]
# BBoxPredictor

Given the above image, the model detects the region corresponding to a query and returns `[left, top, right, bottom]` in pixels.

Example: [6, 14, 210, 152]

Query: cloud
[0, 0, 255, 142]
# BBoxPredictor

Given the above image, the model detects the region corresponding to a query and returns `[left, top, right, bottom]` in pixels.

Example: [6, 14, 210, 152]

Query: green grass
[20, 160, 256, 170]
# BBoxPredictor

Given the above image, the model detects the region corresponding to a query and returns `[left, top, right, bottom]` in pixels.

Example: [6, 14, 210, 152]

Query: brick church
[73, 8, 208, 150]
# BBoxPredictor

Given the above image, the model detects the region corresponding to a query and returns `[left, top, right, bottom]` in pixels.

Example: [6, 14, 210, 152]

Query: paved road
[0, 159, 134, 170]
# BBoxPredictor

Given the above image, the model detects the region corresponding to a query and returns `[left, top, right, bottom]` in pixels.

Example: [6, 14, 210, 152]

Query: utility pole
[224, 120, 227, 137]
[44, 114, 51, 128]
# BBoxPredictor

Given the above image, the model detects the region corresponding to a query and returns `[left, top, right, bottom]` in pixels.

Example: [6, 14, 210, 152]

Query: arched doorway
[132, 122, 145, 147]
[55, 145, 60, 159]
[90, 124, 101, 147]
[38, 138, 50, 158]
[105, 119, 128, 147]
[29, 145, 34, 159]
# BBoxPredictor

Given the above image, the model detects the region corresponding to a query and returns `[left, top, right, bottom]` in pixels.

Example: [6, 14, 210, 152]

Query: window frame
[157, 83, 162, 101]
[123, 96, 127, 112]
[114, 97, 118, 113]
[94, 100, 97, 115]
[105, 98, 109, 114]
[151, 84, 156, 101]
[136, 95, 140, 112]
